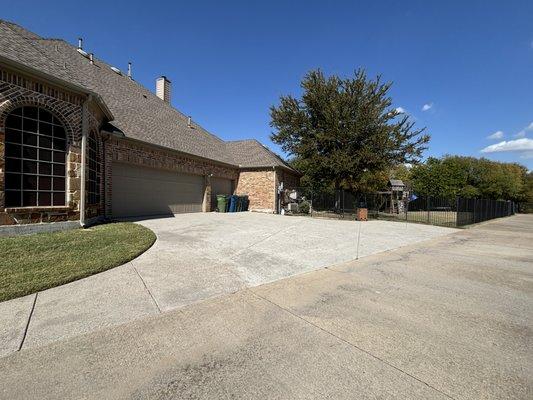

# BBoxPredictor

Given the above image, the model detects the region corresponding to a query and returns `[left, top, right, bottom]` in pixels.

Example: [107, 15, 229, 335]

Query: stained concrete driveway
[0, 214, 531, 399]
[0, 212, 454, 356]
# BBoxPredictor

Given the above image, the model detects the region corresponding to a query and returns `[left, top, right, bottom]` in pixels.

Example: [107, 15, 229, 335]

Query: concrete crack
[249, 290, 457, 400]
[18, 293, 38, 351]
[131, 262, 162, 314]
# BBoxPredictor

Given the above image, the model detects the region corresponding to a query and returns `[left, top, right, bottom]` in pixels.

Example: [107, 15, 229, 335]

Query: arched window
[87, 131, 100, 205]
[4, 106, 67, 207]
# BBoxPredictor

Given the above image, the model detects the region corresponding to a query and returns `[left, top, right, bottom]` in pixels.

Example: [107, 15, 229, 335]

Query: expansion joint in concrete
[249, 290, 457, 400]
[131, 263, 162, 314]
[18, 293, 38, 351]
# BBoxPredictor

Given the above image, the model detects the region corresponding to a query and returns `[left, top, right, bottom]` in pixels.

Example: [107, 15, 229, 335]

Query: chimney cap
[158, 75, 171, 83]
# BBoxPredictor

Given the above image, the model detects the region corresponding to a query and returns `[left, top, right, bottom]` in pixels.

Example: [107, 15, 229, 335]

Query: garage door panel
[112, 163, 204, 218]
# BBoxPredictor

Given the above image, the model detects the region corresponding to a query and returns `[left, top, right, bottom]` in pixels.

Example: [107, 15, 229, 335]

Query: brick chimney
[156, 76, 171, 103]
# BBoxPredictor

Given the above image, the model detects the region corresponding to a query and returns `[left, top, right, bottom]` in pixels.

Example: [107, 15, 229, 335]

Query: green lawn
[0, 222, 156, 302]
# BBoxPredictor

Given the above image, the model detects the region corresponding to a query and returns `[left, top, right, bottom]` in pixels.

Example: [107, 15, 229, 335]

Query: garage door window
[4, 106, 67, 207]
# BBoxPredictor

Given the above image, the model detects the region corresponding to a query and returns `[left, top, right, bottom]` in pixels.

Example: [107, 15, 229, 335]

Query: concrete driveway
[0, 212, 454, 356]
[0, 214, 531, 399]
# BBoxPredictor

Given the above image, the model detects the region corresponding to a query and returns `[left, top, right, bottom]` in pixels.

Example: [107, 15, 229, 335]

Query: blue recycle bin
[228, 195, 238, 212]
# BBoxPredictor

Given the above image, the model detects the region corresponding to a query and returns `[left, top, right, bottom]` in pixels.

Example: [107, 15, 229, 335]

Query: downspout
[273, 166, 278, 214]
[80, 95, 91, 227]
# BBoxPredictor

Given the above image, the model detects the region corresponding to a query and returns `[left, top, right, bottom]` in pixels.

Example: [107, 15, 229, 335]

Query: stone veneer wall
[235, 169, 277, 213]
[0, 65, 104, 225]
[104, 137, 240, 216]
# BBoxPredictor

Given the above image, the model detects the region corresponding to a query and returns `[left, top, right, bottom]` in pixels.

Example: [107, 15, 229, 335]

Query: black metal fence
[518, 202, 533, 214]
[284, 188, 516, 227]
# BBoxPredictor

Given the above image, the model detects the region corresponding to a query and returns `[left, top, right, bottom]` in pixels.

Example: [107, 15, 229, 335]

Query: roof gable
[226, 140, 299, 174]
[0, 20, 296, 170]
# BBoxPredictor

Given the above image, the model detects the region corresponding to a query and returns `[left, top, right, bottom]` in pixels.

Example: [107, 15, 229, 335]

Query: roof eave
[239, 165, 302, 175]
[0, 55, 114, 121]
[117, 135, 240, 169]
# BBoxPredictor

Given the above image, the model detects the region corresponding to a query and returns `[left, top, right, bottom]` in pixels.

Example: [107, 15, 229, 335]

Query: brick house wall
[103, 137, 239, 217]
[0, 66, 104, 226]
[235, 169, 277, 213]
[234, 168, 301, 213]
[0, 64, 298, 226]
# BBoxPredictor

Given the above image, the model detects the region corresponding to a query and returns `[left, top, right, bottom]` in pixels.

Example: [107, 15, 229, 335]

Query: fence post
[427, 196, 430, 224]
[455, 197, 459, 227]
[310, 190, 313, 217]
[342, 189, 345, 218]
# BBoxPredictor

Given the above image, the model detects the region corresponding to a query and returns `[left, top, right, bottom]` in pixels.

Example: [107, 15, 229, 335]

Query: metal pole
[427, 196, 430, 224]
[356, 218, 362, 260]
[455, 197, 459, 227]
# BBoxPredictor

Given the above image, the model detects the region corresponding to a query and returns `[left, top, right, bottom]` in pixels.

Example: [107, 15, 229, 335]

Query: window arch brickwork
[0, 69, 105, 225]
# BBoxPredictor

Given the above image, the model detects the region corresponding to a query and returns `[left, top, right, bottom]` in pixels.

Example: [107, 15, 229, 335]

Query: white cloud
[421, 103, 433, 111]
[480, 138, 533, 154]
[487, 130, 504, 140]
[512, 122, 533, 138]
[395, 107, 406, 114]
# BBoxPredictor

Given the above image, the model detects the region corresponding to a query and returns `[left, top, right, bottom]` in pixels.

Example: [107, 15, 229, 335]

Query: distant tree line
[407, 156, 530, 203]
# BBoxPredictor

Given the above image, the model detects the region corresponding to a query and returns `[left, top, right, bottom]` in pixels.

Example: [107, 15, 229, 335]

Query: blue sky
[3, 0, 533, 169]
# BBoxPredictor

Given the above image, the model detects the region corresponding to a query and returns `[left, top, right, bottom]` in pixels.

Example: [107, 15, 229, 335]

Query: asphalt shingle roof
[389, 179, 405, 187]
[226, 140, 299, 173]
[0, 20, 296, 170]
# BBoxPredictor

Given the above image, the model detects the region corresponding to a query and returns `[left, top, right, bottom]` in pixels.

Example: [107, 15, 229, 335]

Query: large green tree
[270, 69, 429, 192]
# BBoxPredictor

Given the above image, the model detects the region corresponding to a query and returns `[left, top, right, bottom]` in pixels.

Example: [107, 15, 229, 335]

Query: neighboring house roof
[0, 20, 296, 170]
[226, 139, 300, 174]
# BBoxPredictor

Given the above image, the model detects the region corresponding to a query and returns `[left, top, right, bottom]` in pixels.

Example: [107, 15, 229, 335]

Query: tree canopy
[408, 156, 529, 202]
[270, 69, 429, 192]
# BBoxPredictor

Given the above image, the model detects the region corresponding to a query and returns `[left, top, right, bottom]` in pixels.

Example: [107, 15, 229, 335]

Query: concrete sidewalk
[0, 214, 530, 399]
[0, 213, 455, 356]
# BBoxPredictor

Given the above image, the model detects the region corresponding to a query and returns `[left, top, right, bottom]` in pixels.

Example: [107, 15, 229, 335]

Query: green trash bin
[216, 195, 228, 213]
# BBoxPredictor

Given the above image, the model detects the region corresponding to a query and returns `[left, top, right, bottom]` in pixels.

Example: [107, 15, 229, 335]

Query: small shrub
[299, 200, 311, 214]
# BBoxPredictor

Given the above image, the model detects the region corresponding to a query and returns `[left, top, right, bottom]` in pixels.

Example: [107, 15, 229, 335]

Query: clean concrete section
[1, 213, 455, 354]
[0, 215, 530, 399]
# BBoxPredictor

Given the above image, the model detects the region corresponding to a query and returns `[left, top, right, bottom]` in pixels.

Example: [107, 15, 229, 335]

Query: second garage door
[210, 177, 233, 211]
[112, 162, 205, 218]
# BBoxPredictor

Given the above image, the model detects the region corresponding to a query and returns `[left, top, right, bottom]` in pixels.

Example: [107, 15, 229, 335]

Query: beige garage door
[210, 177, 233, 211]
[112, 162, 205, 218]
